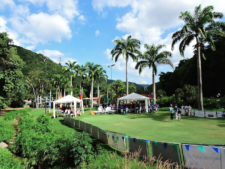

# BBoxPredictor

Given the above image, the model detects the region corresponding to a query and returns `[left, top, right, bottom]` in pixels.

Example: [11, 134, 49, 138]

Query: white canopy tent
[117, 93, 150, 112]
[53, 95, 84, 118]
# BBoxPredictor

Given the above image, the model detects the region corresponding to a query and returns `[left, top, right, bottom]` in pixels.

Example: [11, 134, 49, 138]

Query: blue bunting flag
[185, 145, 190, 151]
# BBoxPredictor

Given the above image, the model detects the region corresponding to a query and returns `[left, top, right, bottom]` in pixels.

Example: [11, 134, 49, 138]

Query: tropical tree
[85, 62, 101, 108]
[76, 65, 87, 91]
[0, 32, 26, 108]
[95, 66, 107, 105]
[111, 35, 140, 95]
[171, 5, 223, 111]
[135, 44, 173, 104]
[65, 61, 78, 95]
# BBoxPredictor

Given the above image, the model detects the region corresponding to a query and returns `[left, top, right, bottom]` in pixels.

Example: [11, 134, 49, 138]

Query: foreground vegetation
[78, 111, 225, 145]
[1, 109, 182, 169]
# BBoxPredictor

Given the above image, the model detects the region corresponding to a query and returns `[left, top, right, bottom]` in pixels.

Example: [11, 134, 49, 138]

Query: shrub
[0, 148, 24, 169]
[204, 97, 220, 109]
[70, 132, 95, 166]
[13, 114, 101, 168]
[3, 108, 31, 120]
[0, 119, 14, 142]
[157, 96, 175, 107]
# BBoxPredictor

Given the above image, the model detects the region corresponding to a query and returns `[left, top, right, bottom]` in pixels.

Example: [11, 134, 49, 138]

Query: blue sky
[0, 0, 224, 84]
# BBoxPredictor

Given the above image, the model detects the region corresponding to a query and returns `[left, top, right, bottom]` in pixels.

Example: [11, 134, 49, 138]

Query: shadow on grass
[217, 119, 225, 128]
[59, 119, 124, 155]
[126, 112, 170, 122]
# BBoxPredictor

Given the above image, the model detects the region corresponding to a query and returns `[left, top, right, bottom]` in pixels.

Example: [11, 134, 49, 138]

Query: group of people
[169, 104, 192, 120]
[58, 105, 81, 117]
[119, 103, 159, 114]
[119, 103, 146, 114]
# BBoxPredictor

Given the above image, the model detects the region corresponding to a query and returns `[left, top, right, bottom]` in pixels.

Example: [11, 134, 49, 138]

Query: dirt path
[8, 118, 20, 147]
[0, 107, 24, 116]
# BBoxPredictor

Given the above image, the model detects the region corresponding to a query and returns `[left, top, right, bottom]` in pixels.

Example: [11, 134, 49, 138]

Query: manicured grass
[77, 111, 225, 145]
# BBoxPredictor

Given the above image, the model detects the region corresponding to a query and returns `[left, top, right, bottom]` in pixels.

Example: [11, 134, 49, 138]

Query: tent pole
[53, 102, 55, 118]
[81, 101, 84, 114]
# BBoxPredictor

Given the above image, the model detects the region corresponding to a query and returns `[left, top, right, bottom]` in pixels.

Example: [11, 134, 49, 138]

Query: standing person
[175, 104, 178, 120]
[170, 104, 174, 120]
[188, 105, 192, 116]
[178, 108, 182, 120]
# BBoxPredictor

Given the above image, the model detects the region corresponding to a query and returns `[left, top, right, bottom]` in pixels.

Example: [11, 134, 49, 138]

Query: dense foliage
[0, 33, 26, 109]
[12, 114, 102, 168]
[158, 37, 225, 98]
[0, 148, 24, 169]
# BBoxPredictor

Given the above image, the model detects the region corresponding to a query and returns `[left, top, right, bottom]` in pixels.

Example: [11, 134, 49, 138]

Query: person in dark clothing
[169, 104, 174, 120]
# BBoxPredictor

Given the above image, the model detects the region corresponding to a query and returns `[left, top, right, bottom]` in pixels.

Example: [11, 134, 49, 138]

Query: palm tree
[76, 65, 87, 91]
[95, 66, 107, 105]
[65, 61, 78, 96]
[135, 44, 173, 105]
[111, 35, 140, 95]
[171, 5, 223, 111]
[85, 62, 101, 108]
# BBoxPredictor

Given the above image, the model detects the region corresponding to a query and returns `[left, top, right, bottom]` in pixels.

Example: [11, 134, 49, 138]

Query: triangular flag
[107, 134, 110, 138]
[139, 139, 143, 142]
[173, 143, 178, 149]
[154, 141, 158, 146]
[125, 136, 129, 138]
[185, 145, 190, 151]
[145, 140, 149, 143]
[198, 146, 204, 153]
[133, 138, 136, 142]
[116, 136, 119, 141]
[112, 136, 114, 140]
[122, 136, 124, 140]
[213, 147, 219, 154]
[163, 143, 168, 148]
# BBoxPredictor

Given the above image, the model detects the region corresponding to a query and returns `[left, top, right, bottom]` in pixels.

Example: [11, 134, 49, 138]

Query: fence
[63, 117, 225, 169]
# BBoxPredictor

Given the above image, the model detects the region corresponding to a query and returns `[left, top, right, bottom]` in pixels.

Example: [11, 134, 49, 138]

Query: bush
[0, 119, 14, 142]
[0, 148, 24, 169]
[70, 132, 96, 166]
[0, 96, 7, 110]
[204, 97, 220, 109]
[157, 96, 175, 107]
[13, 114, 101, 168]
[3, 108, 31, 120]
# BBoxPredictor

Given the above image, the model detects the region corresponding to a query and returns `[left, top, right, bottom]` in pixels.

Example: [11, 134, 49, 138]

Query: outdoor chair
[94, 106, 104, 114]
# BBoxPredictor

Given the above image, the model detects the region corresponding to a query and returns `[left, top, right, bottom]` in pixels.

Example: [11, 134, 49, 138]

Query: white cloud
[45, 0, 80, 20]
[0, 0, 15, 10]
[92, 0, 132, 12]
[10, 12, 72, 45]
[95, 30, 100, 36]
[0, 17, 7, 32]
[1, 0, 84, 49]
[37, 49, 76, 64]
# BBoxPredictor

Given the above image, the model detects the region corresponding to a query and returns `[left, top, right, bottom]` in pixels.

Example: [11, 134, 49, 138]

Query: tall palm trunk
[97, 83, 100, 105]
[197, 42, 204, 111]
[152, 70, 156, 105]
[70, 75, 73, 96]
[91, 77, 94, 108]
[126, 59, 129, 95]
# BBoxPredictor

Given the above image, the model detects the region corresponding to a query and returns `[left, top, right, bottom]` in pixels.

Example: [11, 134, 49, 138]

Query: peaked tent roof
[118, 93, 149, 101]
[54, 95, 82, 104]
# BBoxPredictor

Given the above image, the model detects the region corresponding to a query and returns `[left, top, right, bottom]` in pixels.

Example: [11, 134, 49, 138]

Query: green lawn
[77, 111, 225, 145]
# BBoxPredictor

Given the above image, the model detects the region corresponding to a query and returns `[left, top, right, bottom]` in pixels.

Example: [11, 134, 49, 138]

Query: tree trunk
[97, 83, 100, 105]
[64, 88, 66, 97]
[126, 59, 129, 95]
[197, 44, 204, 111]
[152, 70, 156, 105]
[91, 78, 94, 108]
[70, 75, 73, 96]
